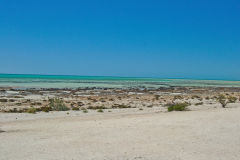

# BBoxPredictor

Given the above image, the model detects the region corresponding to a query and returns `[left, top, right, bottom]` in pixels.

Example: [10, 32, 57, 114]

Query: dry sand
[1, 107, 240, 160]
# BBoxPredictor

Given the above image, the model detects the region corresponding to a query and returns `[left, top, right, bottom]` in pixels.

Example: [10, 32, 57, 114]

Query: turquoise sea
[0, 74, 240, 89]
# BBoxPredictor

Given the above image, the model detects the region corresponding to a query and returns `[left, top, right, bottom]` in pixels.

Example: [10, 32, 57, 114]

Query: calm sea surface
[0, 74, 240, 89]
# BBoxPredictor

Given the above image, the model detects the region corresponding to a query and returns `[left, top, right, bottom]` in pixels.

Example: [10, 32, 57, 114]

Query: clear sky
[0, 0, 240, 80]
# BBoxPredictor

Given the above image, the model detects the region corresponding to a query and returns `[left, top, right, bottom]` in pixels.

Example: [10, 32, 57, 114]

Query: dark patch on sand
[0, 129, 5, 133]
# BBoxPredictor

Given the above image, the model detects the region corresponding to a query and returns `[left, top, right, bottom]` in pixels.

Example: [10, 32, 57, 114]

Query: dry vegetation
[1, 87, 240, 114]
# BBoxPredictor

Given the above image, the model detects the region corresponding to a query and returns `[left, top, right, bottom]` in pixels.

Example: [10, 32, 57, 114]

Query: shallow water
[0, 74, 240, 89]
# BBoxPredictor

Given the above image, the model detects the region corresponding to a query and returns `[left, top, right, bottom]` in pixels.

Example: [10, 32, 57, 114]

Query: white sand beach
[1, 106, 240, 160]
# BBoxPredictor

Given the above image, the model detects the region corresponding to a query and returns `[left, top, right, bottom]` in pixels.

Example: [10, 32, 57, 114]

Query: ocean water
[0, 74, 240, 89]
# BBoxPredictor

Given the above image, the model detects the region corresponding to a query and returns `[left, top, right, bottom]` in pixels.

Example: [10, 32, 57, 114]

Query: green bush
[168, 103, 189, 112]
[49, 98, 69, 111]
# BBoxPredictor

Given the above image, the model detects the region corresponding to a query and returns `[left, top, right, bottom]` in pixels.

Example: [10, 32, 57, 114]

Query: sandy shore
[1, 107, 240, 160]
[1, 87, 240, 159]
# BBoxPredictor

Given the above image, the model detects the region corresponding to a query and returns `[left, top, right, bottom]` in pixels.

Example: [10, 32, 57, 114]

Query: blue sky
[0, 0, 240, 80]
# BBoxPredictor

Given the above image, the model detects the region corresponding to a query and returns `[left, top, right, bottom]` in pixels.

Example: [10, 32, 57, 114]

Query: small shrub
[72, 107, 80, 111]
[217, 94, 228, 108]
[217, 95, 237, 108]
[7, 108, 20, 113]
[77, 101, 84, 106]
[9, 99, 15, 102]
[174, 95, 183, 100]
[81, 107, 87, 110]
[112, 104, 131, 109]
[88, 105, 106, 110]
[97, 109, 103, 112]
[211, 96, 216, 99]
[167, 103, 189, 112]
[37, 106, 52, 112]
[191, 95, 200, 99]
[155, 95, 160, 100]
[147, 105, 153, 108]
[92, 99, 97, 102]
[31, 102, 42, 106]
[49, 98, 69, 111]
[14, 96, 24, 98]
[0, 99, 8, 102]
[83, 109, 88, 113]
[109, 98, 114, 101]
[99, 98, 106, 102]
[228, 96, 237, 103]
[26, 107, 37, 114]
[195, 102, 203, 106]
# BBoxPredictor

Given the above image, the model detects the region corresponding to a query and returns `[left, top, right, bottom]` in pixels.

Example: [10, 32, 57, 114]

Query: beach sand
[1, 106, 240, 160]
[1, 87, 240, 159]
